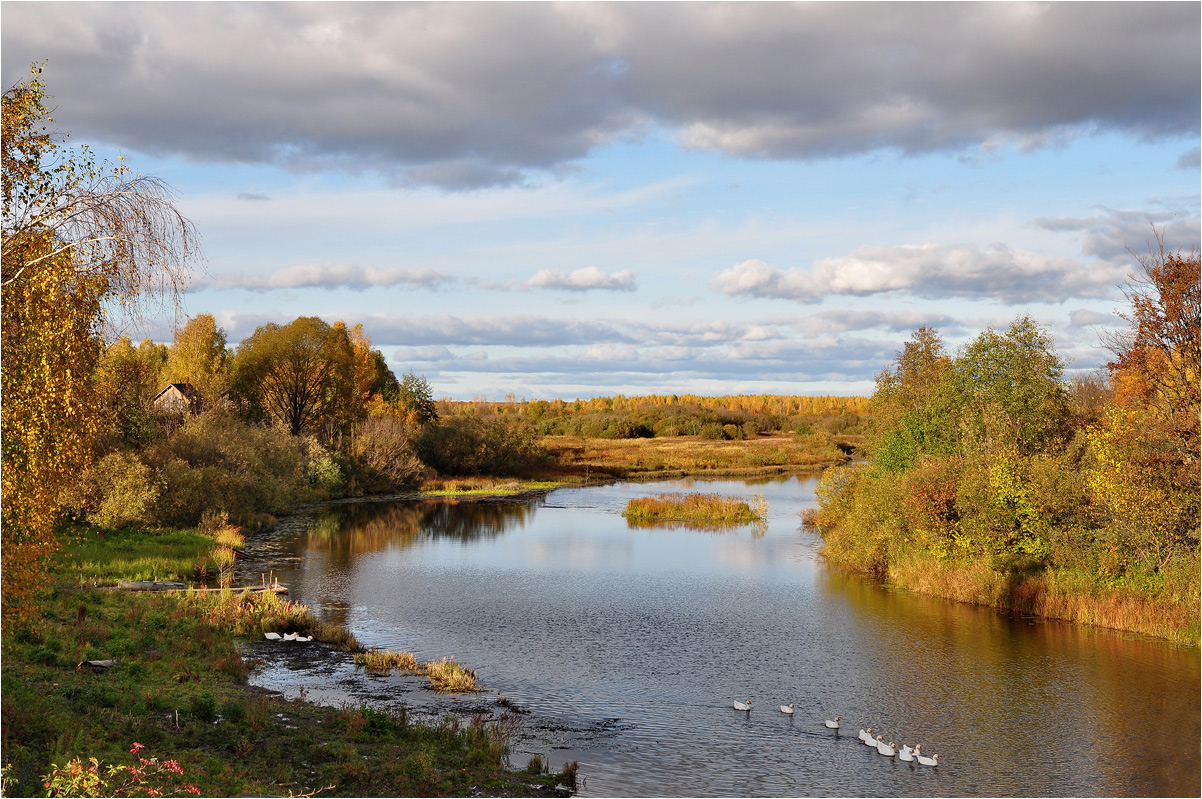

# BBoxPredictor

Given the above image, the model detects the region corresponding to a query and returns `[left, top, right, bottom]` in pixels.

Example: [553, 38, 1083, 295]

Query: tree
[95, 336, 168, 446]
[954, 316, 1070, 456]
[396, 370, 438, 426]
[165, 313, 230, 405]
[1, 65, 198, 623]
[1090, 235, 1201, 563]
[343, 322, 399, 406]
[1105, 237, 1200, 476]
[868, 327, 957, 473]
[231, 317, 358, 438]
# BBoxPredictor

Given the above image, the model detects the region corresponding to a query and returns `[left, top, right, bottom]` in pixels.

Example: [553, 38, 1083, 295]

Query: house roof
[153, 382, 201, 402]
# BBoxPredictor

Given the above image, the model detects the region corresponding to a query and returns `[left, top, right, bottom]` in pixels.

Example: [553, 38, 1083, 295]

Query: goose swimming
[824, 717, 841, 729]
[876, 738, 897, 757]
[858, 728, 874, 744]
[897, 745, 914, 762]
[916, 752, 941, 767]
[733, 700, 752, 711]
[860, 728, 876, 745]
[264, 632, 282, 640]
[780, 704, 795, 714]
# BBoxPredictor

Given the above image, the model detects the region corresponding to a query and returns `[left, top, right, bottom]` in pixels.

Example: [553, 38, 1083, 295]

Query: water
[238, 476, 1201, 797]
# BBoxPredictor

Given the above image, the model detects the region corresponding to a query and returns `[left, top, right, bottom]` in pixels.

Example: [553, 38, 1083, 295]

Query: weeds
[424, 657, 482, 693]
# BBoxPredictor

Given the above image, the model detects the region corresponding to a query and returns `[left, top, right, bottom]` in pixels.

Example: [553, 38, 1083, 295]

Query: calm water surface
[239, 476, 1200, 797]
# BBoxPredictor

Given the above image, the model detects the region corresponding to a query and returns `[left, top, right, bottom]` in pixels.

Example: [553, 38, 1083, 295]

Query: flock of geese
[733, 701, 943, 767]
[263, 631, 313, 642]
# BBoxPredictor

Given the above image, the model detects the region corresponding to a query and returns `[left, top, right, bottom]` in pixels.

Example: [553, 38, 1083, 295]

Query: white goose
[733, 700, 752, 711]
[780, 704, 795, 714]
[897, 745, 915, 762]
[916, 751, 941, 767]
[283, 632, 299, 641]
[264, 632, 282, 640]
[860, 728, 876, 745]
[824, 716, 841, 729]
[875, 736, 896, 756]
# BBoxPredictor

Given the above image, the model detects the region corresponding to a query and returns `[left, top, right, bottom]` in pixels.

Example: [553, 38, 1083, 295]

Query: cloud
[794, 310, 965, 335]
[3, 3, 1196, 187]
[236, 192, 271, 201]
[713, 243, 1116, 304]
[192, 262, 454, 292]
[522, 266, 637, 292]
[1176, 147, 1201, 169]
[1035, 207, 1202, 266]
[1068, 309, 1120, 329]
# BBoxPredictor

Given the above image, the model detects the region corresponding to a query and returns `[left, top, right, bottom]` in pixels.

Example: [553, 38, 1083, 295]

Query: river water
[238, 476, 1200, 797]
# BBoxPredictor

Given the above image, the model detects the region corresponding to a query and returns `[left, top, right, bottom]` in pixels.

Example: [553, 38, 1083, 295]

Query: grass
[419, 477, 565, 497]
[623, 493, 767, 526]
[885, 549, 1201, 645]
[542, 433, 848, 479]
[353, 650, 482, 693]
[0, 524, 573, 797]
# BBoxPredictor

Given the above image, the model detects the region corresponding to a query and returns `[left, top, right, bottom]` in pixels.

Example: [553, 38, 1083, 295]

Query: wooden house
[152, 382, 202, 416]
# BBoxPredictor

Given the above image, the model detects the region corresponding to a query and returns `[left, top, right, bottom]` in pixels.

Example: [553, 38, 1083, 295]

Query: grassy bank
[881, 549, 1201, 645]
[541, 433, 852, 479]
[0, 525, 578, 797]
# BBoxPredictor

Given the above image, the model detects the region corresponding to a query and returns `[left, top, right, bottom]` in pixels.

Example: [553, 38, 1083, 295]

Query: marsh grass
[352, 650, 483, 693]
[886, 548, 1201, 645]
[353, 648, 420, 673]
[623, 493, 766, 526]
[424, 657, 482, 693]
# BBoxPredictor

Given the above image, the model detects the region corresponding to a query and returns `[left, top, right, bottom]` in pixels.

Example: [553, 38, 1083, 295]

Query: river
[238, 475, 1200, 797]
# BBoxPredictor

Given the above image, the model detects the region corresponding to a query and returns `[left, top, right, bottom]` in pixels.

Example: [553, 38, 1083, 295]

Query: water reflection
[295, 498, 537, 565]
[243, 477, 1200, 797]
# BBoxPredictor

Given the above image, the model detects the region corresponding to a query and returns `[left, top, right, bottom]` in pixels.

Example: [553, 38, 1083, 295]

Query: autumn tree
[1089, 238, 1201, 567]
[231, 317, 360, 438]
[165, 312, 230, 405]
[1, 66, 198, 623]
[95, 336, 168, 446]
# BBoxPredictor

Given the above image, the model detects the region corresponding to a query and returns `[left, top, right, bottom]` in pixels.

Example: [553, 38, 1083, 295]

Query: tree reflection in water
[295, 499, 538, 567]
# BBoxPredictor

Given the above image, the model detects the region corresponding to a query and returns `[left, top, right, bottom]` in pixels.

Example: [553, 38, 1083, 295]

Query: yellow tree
[1, 66, 198, 623]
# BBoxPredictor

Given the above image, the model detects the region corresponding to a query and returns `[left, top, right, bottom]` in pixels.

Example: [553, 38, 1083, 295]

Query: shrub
[416, 413, 546, 476]
[698, 423, 727, 440]
[350, 413, 431, 491]
[64, 451, 161, 529]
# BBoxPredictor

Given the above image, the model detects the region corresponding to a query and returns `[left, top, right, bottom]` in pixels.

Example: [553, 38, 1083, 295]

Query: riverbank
[809, 502, 1201, 647]
[0, 524, 579, 797]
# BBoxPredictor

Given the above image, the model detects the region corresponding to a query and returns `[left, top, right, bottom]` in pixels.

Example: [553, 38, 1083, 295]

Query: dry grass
[542, 433, 847, 478]
[353, 648, 420, 673]
[424, 657, 482, 693]
[623, 493, 764, 525]
[888, 551, 1201, 645]
[352, 649, 483, 693]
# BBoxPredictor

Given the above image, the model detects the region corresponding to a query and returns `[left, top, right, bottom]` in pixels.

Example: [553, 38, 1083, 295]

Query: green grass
[0, 526, 577, 796]
[60, 526, 219, 586]
[419, 478, 564, 497]
[622, 493, 766, 526]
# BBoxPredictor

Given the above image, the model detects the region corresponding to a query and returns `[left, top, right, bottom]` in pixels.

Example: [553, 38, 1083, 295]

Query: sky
[3, 2, 1199, 401]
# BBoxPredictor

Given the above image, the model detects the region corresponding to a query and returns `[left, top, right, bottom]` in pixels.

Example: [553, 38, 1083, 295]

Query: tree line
[806, 240, 1200, 639]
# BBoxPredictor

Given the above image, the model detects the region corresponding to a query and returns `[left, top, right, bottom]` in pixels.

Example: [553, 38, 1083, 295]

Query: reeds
[623, 493, 766, 525]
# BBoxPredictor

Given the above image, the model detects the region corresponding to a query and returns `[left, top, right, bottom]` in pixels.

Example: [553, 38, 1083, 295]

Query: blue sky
[3, 2, 1199, 400]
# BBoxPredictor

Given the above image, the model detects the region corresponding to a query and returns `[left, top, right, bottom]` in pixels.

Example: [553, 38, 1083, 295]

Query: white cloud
[191, 263, 453, 293]
[713, 243, 1121, 304]
[523, 266, 637, 292]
